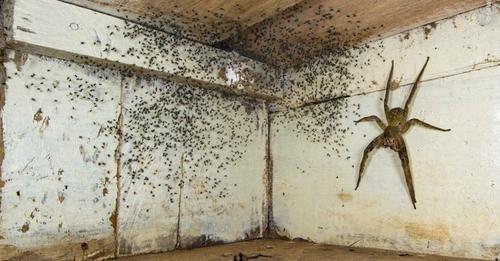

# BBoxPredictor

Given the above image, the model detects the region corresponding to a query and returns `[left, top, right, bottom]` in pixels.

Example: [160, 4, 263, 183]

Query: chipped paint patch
[1, 52, 119, 258]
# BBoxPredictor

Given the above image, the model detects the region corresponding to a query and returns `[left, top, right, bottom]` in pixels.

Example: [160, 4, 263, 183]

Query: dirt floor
[117, 239, 480, 261]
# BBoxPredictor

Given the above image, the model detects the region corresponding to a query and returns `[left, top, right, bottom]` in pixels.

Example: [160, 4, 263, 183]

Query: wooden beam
[229, 0, 490, 67]
[281, 4, 500, 108]
[60, 0, 303, 43]
[3, 0, 283, 100]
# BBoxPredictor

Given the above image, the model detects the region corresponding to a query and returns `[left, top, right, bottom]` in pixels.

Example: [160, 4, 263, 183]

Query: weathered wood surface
[231, 0, 490, 66]
[118, 75, 267, 255]
[60, 0, 303, 43]
[0, 51, 121, 260]
[3, 0, 284, 100]
[282, 4, 500, 108]
[0, 51, 268, 260]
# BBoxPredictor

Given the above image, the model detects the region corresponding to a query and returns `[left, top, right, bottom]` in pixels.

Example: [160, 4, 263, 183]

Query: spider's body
[354, 57, 450, 209]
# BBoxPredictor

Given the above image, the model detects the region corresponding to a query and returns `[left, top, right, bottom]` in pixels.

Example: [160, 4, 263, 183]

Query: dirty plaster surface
[116, 239, 480, 261]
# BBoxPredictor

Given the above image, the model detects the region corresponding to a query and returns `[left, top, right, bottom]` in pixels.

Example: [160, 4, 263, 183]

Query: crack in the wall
[175, 152, 186, 249]
[110, 75, 125, 258]
[263, 104, 274, 238]
[0, 3, 6, 239]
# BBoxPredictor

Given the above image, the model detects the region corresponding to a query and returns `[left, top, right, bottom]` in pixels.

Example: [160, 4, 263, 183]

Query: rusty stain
[337, 192, 353, 202]
[109, 208, 117, 240]
[57, 191, 65, 203]
[33, 108, 43, 122]
[404, 222, 449, 242]
[102, 187, 108, 196]
[43, 116, 50, 128]
[423, 22, 437, 39]
[34, 109, 50, 133]
[218, 67, 227, 81]
[14, 51, 28, 71]
[20, 222, 30, 233]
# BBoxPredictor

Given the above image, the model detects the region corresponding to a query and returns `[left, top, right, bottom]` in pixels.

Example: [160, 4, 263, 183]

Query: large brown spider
[354, 57, 450, 209]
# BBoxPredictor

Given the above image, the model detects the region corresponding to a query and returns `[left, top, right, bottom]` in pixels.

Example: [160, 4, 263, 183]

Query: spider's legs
[354, 115, 386, 130]
[403, 118, 451, 133]
[394, 137, 417, 209]
[404, 57, 430, 111]
[384, 61, 395, 118]
[355, 135, 384, 190]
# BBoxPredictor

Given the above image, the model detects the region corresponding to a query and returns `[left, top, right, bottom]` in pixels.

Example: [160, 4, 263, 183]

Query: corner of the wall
[0, 0, 7, 239]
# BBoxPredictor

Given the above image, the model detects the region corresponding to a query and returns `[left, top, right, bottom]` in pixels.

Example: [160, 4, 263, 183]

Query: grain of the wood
[62, 0, 301, 28]
[5, 0, 283, 100]
[282, 5, 500, 108]
[229, 0, 489, 66]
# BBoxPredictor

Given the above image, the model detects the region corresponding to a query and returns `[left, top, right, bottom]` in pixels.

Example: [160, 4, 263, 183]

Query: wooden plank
[228, 0, 490, 67]
[281, 4, 500, 108]
[3, 0, 283, 101]
[178, 92, 267, 248]
[117, 74, 267, 255]
[271, 65, 500, 260]
[0, 51, 121, 260]
[60, 0, 303, 43]
[117, 76, 181, 256]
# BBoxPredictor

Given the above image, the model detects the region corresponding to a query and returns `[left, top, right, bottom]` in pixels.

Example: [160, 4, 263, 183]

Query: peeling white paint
[0, 52, 121, 259]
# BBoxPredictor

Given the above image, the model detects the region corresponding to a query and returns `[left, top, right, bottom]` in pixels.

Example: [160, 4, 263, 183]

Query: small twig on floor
[348, 240, 360, 247]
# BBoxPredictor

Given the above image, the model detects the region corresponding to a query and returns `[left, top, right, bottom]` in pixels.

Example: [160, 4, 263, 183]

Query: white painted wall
[0, 51, 121, 260]
[272, 5, 500, 260]
[4, 0, 284, 100]
[118, 75, 267, 256]
[0, 51, 268, 260]
[0, 0, 271, 259]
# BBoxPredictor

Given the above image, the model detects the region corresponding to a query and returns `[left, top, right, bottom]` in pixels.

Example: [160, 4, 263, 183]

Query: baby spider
[354, 57, 450, 209]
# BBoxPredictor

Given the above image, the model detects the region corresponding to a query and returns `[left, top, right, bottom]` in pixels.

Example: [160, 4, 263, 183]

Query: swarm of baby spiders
[354, 57, 450, 209]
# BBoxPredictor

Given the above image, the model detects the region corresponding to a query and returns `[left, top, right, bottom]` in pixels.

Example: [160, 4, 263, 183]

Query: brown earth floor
[117, 239, 481, 261]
